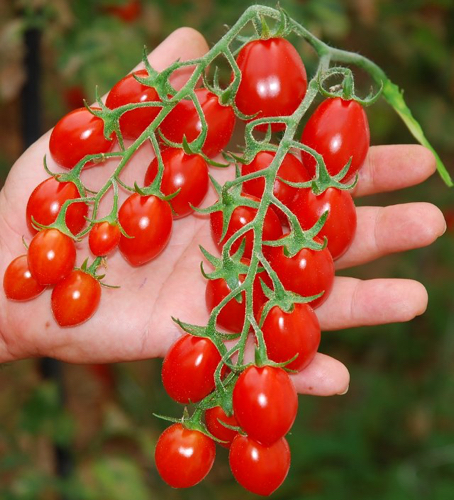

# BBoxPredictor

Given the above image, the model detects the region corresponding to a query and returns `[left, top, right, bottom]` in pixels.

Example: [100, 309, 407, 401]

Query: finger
[352, 145, 436, 197]
[316, 277, 428, 331]
[291, 353, 350, 396]
[335, 202, 446, 270]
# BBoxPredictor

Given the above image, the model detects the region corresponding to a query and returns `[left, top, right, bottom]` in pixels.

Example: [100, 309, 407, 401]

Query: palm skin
[0, 28, 446, 397]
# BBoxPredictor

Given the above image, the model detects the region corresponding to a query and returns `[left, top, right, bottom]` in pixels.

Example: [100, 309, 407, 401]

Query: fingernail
[338, 385, 349, 395]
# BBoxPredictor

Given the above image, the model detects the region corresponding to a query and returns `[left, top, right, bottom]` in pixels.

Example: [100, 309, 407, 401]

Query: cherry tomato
[106, 69, 161, 140]
[28, 229, 76, 285]
[26, 177, 88, 235]
[259, 303, 320, 371]
[235, 38, 307, 131]
[210, 194, 283, 259]
[3, 255, 46, 301]
[49, 107, 115, 169]
[229, 435, 291, 496]
[155, 423, 216, 488]
[292, 187, 357, 260]
[51, 270, 101, 327]
[267, 236, 335, 308]
[301, 97, 370, 181]
[104, 0, 141, 23]
[118, 193, 172, 266]
[162, 334, 222, 404]
[89, 221, 121, 256]
[160, 88, 236, 157]
[232, 365, 298, 446]
[144, 148, 209, 218]
[205, 406, 238, 448]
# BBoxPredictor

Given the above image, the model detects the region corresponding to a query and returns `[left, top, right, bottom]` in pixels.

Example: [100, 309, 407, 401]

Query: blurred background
[0, 0, 453, 499]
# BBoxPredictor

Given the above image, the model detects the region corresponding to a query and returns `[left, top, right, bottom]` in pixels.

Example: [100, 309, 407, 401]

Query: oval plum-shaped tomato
[118, 193, 172, 266]
[229, 435, 291, 496]
[259, 303, 321, 372]
[160, 89, 236, 157]
[232, 365, 298, 446]
[49, 107, 115, 169]
[292, 187, 357, 260]
[235, 38, 307, 131]
[3, 255, 46, 301]
[51, 270, 101, 327]
[26, 177, 88, 235]
[28, 229, 76, 285]
[301, 97, 370, 181]
[106, 69, 161, 140]
[89, 221, 121, 257]
[155, 423, 216, 488]
[144, 148, 209, 218]
[205, 406, 238, 449]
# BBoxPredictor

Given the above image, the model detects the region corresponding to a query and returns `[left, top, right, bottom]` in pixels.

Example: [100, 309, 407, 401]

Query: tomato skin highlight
[118, 193, 172, 266]
[232, 365, 298, 446]
[144, 148, 209, 218]
[3, 255, 46, 301]
[51, 270, 101, 327]
[28, 229, 76, 286]
[235, 38, 307, 131]
[205, 406, 238, 448]
[292, 187, 357, 260]
[89, 222, 121, 257]
[155, 423, 216, 488]
[229, 435, 291, 496]
[106, 69, 161, 140]
[49, 107, 115, 169]
[301, 97, 370, 181]
[160, 89, 236, 158]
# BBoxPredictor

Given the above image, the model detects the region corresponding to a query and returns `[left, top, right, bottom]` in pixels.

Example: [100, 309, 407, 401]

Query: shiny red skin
[118, 193, 172, 266]
[49, 107, 115, 169]
[26, 177, 88, 235]
[210, 194, 283, 259]
[259, 303, 321, 372]
[89, 222, 121, 256]
[144, 148, 209, 218]
[232, 365, 298, 446]
[267, 236, 335, 308]
[106, 69, 161, 140]
[3, 255, 46, 301]
[229, 435, 291, 496]
[162, 334, 222, 404]
[205, 406, 238, 448]
[28, 229, 76, 285]
[160, 88, 236, 157]
[235, 38, 307, 131]
[292, 187, 357, 260]
[301, 97, 370, 181]
[51, 270, 101, 327]
[155, 423, 216, 488]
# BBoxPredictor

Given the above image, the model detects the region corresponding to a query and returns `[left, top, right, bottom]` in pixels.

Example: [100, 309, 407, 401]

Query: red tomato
[155, 423, 216, 488]
[205, 406, 238, 448]
[104, 0, 141, 23]
[118, 193, 172, 266]
[64, 85, 85, 110]
[232, 365, 298, 446]
[259, 303, 320, 371]
[89, 221, 121, 256]
[210, 194, 283, 259]
[229, 435, 291, 496]
[26, 177, 88, 235]
[235, 38, 307, 131]
[160, 89, 236, 157]
[3, 255, 46, 301]
[28, 229, 76, 285]
[267, 236, 335, 308]
[144, 148, 209, 218]
[292, 187, 357, 260]
[49, 107, 115, 169]
[51, 270, 101, 327]
[162, 334, 222, 404]
[106, 69, 161, 140]
[301, 97, 370, 181]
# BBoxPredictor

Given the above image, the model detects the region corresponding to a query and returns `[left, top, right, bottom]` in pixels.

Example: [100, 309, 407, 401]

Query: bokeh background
[1, 0, 453, 499]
